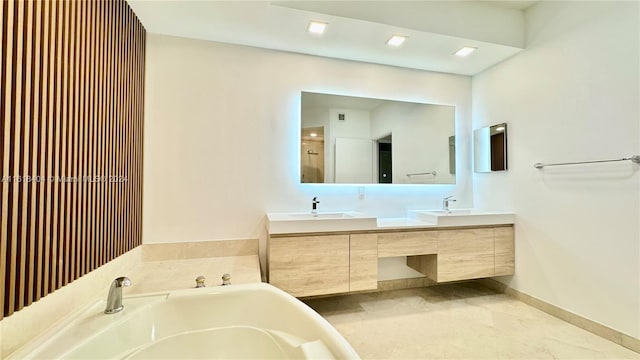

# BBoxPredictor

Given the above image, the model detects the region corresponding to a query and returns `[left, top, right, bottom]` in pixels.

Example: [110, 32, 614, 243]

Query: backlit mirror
[300, 92, 456, 184]
[473, 123, 507, 173]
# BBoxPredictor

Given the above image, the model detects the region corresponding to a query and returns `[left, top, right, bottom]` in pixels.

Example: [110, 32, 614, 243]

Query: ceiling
[127, 1, 537, 76]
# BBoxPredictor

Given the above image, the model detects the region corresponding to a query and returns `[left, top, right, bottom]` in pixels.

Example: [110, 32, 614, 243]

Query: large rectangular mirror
[300, 92, 456, 184]
[473, 123, 507, 173]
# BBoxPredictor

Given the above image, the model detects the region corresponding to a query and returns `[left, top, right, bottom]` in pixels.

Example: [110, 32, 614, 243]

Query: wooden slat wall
[0, 0, 145, 320]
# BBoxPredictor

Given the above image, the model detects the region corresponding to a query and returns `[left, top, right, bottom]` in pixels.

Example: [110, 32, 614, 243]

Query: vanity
[267, 211, 515, 298]
[277, 91, 514, 298]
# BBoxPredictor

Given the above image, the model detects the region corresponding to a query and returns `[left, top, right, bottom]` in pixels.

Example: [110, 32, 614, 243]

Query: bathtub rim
[8, 282, 360, 360]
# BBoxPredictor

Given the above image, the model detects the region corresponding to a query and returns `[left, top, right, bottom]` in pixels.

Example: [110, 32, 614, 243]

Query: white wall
[371, 103, 455, 184]
[144, 34, 473, 269]
[472, 1, 639, 338]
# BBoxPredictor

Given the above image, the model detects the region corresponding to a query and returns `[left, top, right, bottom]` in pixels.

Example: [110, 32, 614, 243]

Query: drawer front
[350, 234, 378, 292]
[494, 226, 515, 276]
[269, 235, 350, 297]
[437, 228, 495, 282]
[377, 231, 438, 257]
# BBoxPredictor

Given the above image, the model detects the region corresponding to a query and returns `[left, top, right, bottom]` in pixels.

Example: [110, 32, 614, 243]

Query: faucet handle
[195, 275, 206, 288]
[221, 273, 231, 286]
[444, 195, 455, 200]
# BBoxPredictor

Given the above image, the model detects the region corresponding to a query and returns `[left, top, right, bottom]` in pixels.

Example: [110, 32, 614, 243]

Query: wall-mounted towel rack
[406, 171, 437, 177]
[533, 155, 640, 169]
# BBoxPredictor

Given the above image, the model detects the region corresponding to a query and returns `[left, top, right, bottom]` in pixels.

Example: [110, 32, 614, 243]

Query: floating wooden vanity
[267, 225, 514, 298]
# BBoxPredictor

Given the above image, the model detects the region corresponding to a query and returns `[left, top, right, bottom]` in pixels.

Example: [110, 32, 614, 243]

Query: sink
[267, 211, 377, 234]
[408, 209, 514, 226]
[286, 212, 355, 219]
[424, 209, 473, 215]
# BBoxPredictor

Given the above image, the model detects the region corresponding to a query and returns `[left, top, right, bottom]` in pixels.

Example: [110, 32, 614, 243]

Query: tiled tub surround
[128, 256, 261, 294]
[0, 247, 143, 358]
[1, 239, 261, 358]
[142, 238, 258, 262]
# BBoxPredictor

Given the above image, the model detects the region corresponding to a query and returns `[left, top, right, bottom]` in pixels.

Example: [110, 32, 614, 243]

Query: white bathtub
[11, 283, 360, 359]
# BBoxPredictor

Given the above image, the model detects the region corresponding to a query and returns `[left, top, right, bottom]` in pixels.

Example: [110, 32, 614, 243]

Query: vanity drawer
[377, 231, 438, 257]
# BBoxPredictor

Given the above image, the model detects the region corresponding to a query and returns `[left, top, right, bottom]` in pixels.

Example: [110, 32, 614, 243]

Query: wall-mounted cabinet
[407, 226, 514, 282]
[436, 228, 495, 282]
[377, 231, 437, 257]
[268, 235, 350, 297]
[268, 225, 514, 298]
[268, 234, 379, 297]
[494, 226, 515, 276]
[349, 234, 378, 292]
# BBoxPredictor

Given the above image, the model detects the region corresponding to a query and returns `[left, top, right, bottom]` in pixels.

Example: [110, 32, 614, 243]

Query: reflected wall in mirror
[473, 123, 507, 173]
[300, 92, 456, 184]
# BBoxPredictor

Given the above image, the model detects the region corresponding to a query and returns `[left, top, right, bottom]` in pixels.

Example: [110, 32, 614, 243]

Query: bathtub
[10, 283, 360, 359]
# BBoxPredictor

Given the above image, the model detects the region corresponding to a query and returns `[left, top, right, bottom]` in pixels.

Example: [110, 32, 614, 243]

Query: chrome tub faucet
[104, 276, 131, 314]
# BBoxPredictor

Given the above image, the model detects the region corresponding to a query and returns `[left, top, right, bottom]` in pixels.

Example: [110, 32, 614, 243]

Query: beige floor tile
[304, 283, 639, 360]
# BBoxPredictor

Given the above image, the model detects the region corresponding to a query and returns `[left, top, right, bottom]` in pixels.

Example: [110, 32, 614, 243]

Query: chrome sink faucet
[442, 196, 456, 212]
[312, 197, 320, 215]
[104, 276, 131, 314]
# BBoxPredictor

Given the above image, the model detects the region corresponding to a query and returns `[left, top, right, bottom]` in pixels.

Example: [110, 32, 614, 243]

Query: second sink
[408, 209, 514, 226]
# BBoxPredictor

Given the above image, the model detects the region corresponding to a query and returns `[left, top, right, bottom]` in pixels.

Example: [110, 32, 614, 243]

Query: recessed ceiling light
[386, 35, 407, 47]
[455, 46, 477, 57]
[310, 132, 317, 137]
[307, 21, 327, 35]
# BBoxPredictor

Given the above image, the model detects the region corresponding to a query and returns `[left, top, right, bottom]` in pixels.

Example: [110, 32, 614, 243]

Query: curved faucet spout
[104, 276, 131, 314]
[442, 196, 456, 212]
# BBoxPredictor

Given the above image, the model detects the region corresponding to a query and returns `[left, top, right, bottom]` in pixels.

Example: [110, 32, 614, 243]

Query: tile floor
[304, 282, 639, 359]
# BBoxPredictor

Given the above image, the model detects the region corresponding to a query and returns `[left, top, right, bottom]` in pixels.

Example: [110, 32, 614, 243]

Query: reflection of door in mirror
[301, 127, 324, 183]
[473, 123, 507, 173]
[491, 131, 505, 171]
[377, 135, 392, 183]
[335, 138, 373, 183]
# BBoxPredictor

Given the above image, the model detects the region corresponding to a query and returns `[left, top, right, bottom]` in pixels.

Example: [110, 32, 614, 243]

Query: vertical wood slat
[8, 0, 25, 317]
[87, 0, 96, 275]
[1, 0, 13, 318]
[35, 0, 50, 301]
[68, 0, 77, 283]
[0, 0, 5, 319]
[1, 0, 145, 320]
[44, 0, 56, 297]
[97, 0, 105, 268]
[18, 0, 32, 311]
[25, 0, 42, 307]
[58, 0, 68, 287]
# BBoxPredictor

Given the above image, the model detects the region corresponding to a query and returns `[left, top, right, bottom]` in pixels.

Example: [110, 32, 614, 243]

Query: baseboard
[478, 278, 639, 354]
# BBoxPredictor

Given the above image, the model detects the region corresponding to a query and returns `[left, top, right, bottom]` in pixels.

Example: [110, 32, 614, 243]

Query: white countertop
[268, 210, 515, 235]
[375, 217, 437, 229]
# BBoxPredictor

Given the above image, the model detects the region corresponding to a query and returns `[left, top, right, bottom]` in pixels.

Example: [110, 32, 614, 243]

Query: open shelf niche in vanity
[266, 212, 515, 298]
